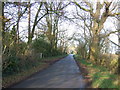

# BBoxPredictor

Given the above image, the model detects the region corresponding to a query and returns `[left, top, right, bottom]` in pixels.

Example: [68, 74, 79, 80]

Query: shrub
[3, 56, 20, 76]
[32, 38, 51, 57]
[98, 54, 118, 74]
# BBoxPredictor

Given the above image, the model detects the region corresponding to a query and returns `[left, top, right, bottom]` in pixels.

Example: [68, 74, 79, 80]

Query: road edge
[3, 55, 67, 88]
[73, 55, 92, 88]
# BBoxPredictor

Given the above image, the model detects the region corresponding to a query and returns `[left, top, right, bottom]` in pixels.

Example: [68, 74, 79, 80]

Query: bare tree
[74, 0, 120, 63]
[43, 2, 68, 50]
[28, 2, 48, 44]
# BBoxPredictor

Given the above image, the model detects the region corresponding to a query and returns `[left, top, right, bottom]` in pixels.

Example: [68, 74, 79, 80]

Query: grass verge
[2, 55, 67, 88]
[74, 55, 120, 88]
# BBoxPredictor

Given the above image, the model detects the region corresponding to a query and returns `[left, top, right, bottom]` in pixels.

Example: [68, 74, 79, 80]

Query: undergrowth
[2, 55, 67, 88]
[74, 55, 120, 88]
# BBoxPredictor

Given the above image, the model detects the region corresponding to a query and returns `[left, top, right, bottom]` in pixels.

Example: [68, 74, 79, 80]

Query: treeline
[1, 1, 120, 76]
[1, 2, 69, 76]
[72, 1, 120, 74]
[3, 33, 66, 76]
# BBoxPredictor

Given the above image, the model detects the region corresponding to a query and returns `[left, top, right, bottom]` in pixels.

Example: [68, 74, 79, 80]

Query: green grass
[74, 55, 119, 88]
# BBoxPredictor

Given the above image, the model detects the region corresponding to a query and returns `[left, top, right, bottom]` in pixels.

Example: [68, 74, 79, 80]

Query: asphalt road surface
[12, 54, 86, 88]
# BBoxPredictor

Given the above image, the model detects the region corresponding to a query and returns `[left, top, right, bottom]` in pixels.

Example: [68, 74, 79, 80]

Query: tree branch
[108, 38, 120, 47]
[73, 2, 91, 12]
[108, 12, 120, 17]
[101, 30, 119, 38]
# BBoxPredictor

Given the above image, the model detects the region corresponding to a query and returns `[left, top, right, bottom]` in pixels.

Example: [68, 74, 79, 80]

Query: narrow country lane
[12, 54, 86, 88]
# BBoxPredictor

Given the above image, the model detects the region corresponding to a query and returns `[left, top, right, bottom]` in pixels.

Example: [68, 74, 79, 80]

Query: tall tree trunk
[118, 2, 120, 74]
[1, 2, 4, 38]
[28, 2, 43, 44]
[89, 13, 107, 63]
[90, 20, 102, 63]
[0, 1, 3, 88]
[46, 14, 53, 53]
[28, 1, 31, 44]
[16, 2, 21, 44]
[53, 16, 59, 49]
[90, 35, 100, 63]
